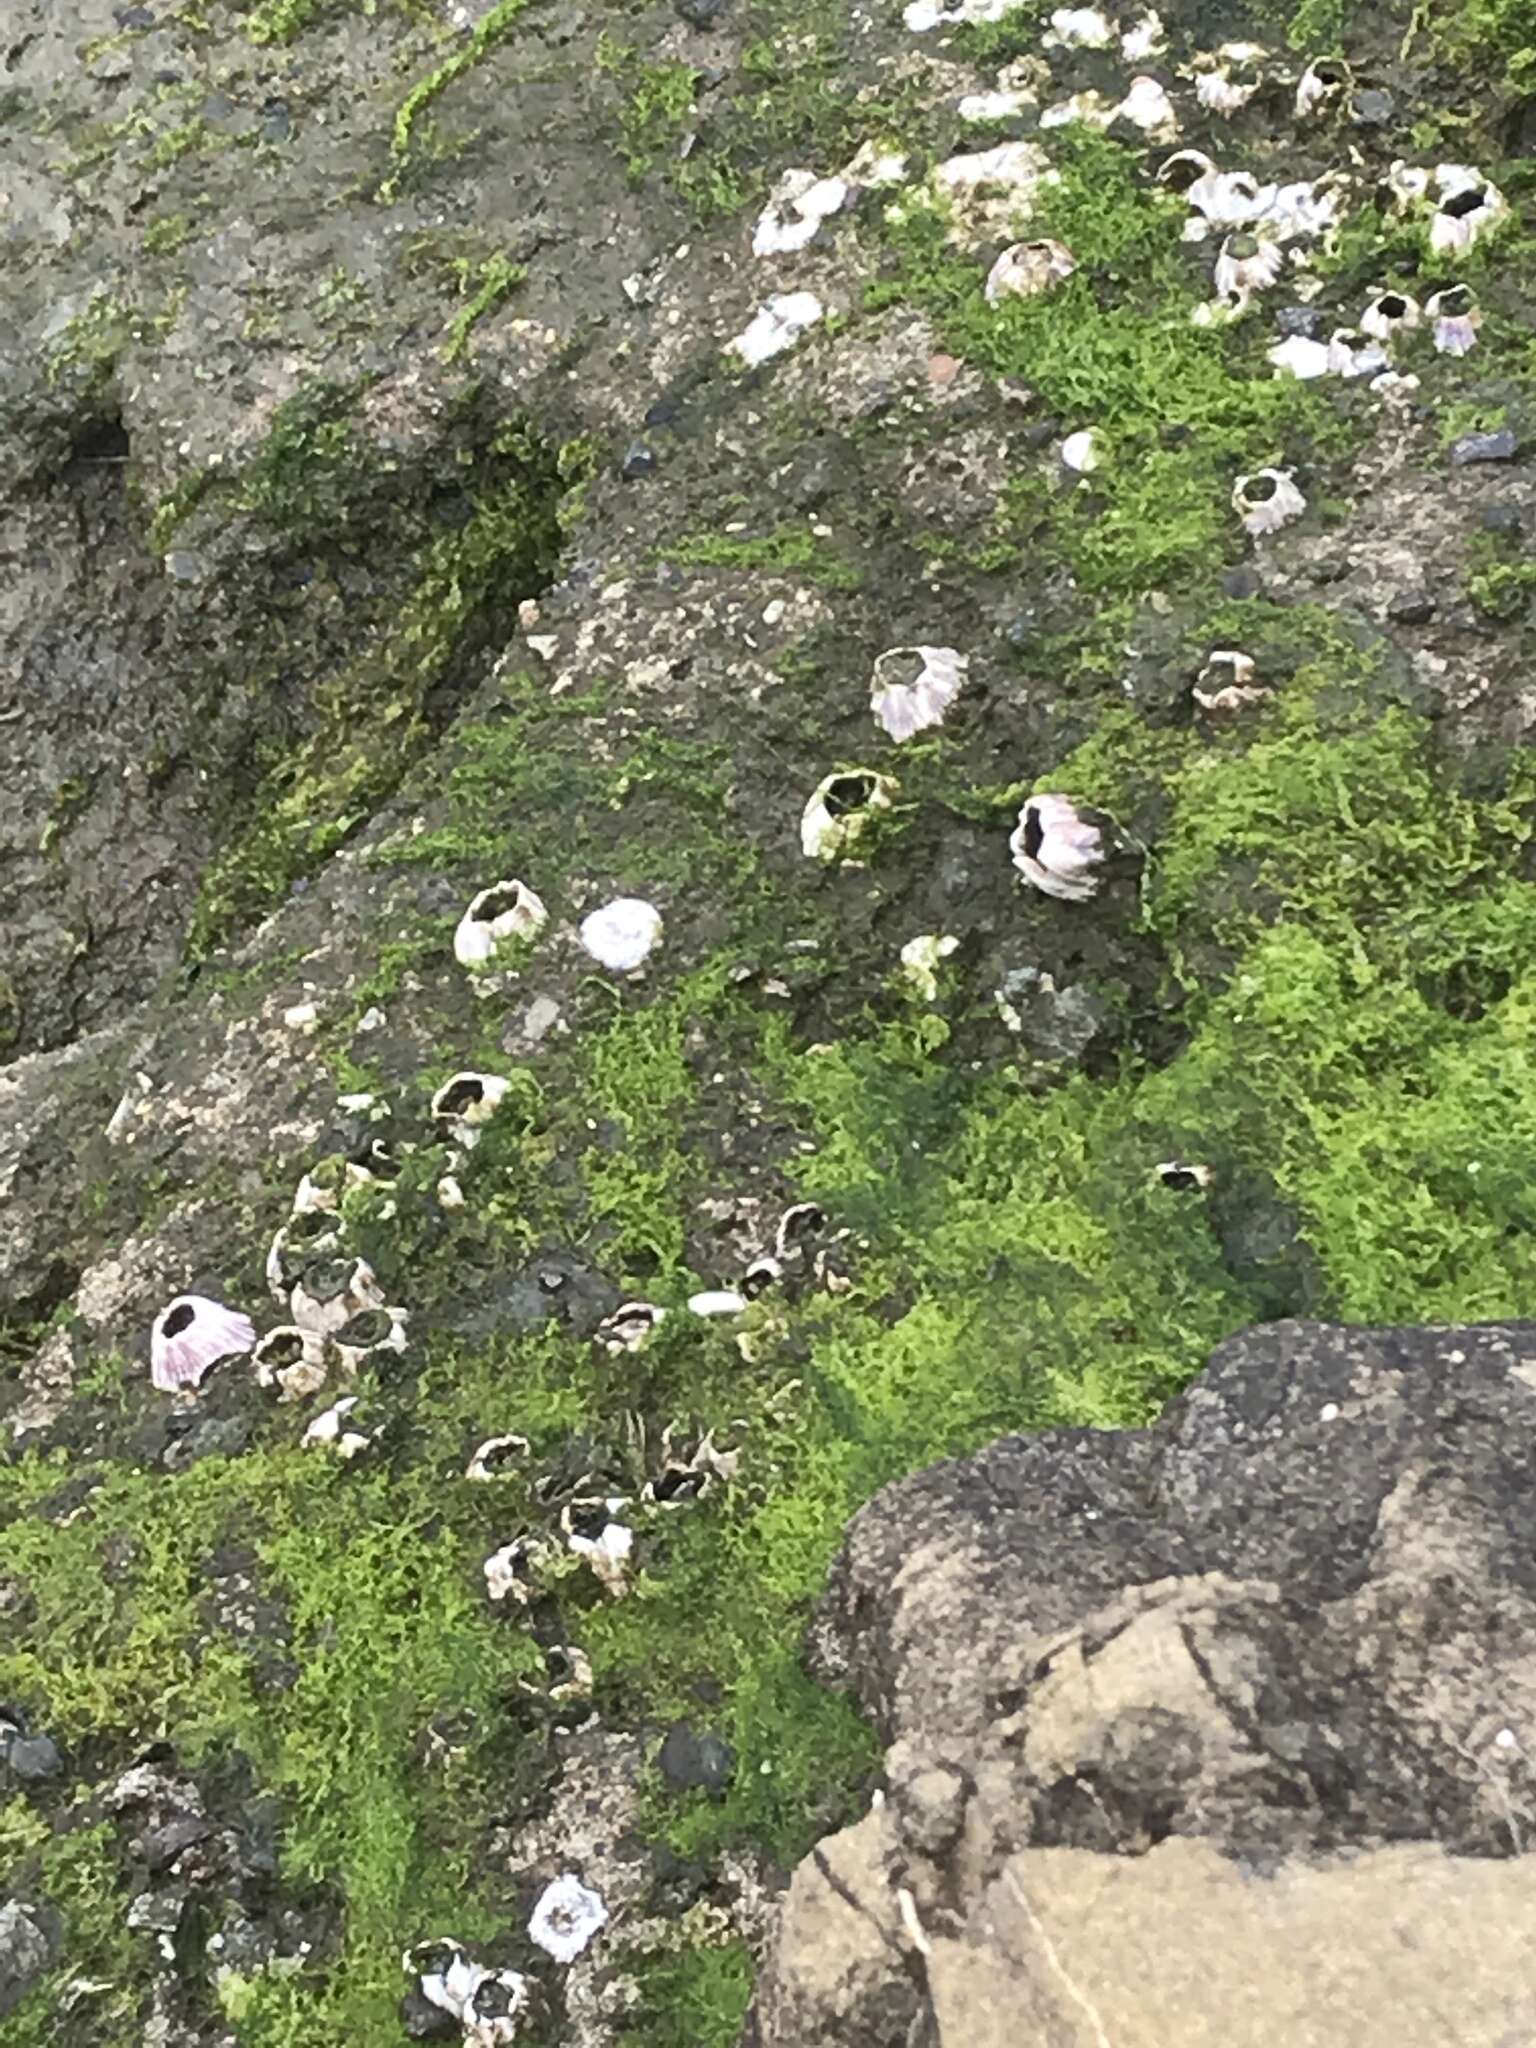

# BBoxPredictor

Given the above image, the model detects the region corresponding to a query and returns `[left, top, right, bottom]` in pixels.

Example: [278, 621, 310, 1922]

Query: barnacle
[578, 897, 663, 972]
[252, 1325, 330, 1401]
[1193, 650, 1267, 712]
[454, 880, 548, 972]
[1214, 232, 1283, 298]
[800, 771, 897, 863]
[984, 240, 1076, 304]
[527, 1874, 609, 1964]
[1156, 1159, 1213, 1190]
[1191, 41, 1266, 115]
[431, 1072, 513, 1151]
[1010, 794, 1105, 903]
[149, 1296, 255, 1393]
[870, 646, 967, 741]
[466, 1435, 532, 1483]
[1232, 467, 1306, 537]
[1294, 56, 1350, 117]
[1426, 284, 1480, 357]
[331, 1305, 409, 1377]
[1428, 167, 1506, 256]
[596, 1301, 667, 1354]
[753, 168, 849, 257]
[1359, 290, 1420, 342]
[301, 1395, 374, 1458]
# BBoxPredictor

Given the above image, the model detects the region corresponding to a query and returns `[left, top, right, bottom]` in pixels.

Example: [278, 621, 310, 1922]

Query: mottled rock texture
[749, 1320, 1536, 2045]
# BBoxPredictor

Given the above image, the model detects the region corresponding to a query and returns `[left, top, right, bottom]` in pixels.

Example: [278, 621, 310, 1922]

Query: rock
[3, 1732, 63, 1783]
[1481, 503, 1522, 536]
[750, 1320, 1536, 2045]
[657, 1721, 736, 1795]
[1274, 306, 1322, 340]
[1351, 87, 1396, 125]
[620, 442, 659, 481]
[1449, 429, 1520, 465]
[400, 1986, 460, 2039]
[1222, 565, 1263, 598]
[0, 1901, 54, 2017]
[676, 0, 728, 24]
[1386, 587, 1436, 625]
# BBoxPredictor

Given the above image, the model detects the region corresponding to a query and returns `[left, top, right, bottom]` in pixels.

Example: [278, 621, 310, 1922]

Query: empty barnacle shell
[800, 770, 897, 863]
[775, 1202, 826, 1258]
[1326, 327, 1390, 378]
[1360, 289, 1420, 342]
[729, 291, 824, 367]
[1044, 6, 1112, 46]
[642, 1429, 740, 1509]
[870, 645, 968, 741]
[437, 1172, 465, 1210]
[463, 1969, 533, 2047]
[579, 897, 663, 973]
[466, 1434, 532, 1482]
[290, 1254, 385, 1337]
[454, 880, 548, 972]
[266, 1208, 343, 1303]
[1194, 650, 1267, 712]
[252, 1325, 329, 1399]
[1060, 428, 1099, 473]
[752, 167, 849, 257]
[1121, 8, 1165, 58]
[1010, 794, 1105, 903]
[301, 1395, 374, 1458]
[1233, 467, 1305, 537]
[1156, 1159, 1213, 1190]
[985, 239, 1076, 305]
[1157, 148, 1215, 195]
[1429, 168, 1506, 256]
[1192, 41, 1266, 115]
[742, 1252, 783, 1298]
[483, 1535, 554, 1605]
[1214, 232, 1283, 298]
[688, 1288, 749, 1317]
[405, 1939, 485, 2020]
[1294, 56, 1350, 117]
[1117, 76, 1177, 134]
[527, 1874, 609, 1965]
[562, 1505, 634, 1596]
[431, 1071, 512, 1151]
[540, 1643, 594, 1702]
[331, 1305, 409, 1377]
[1427, 283, 1481, 357]
[596, 1301, 666, 1354]
[149, 1296, 256, 1394]
[292, 1155, 348, 1215]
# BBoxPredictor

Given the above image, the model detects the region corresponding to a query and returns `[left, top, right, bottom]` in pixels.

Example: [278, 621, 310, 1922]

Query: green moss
[659, 526, 862, 589]
[624, 1942, 754, 2046]
[442, 253, 526, 364]
[390, 0, 533, 164]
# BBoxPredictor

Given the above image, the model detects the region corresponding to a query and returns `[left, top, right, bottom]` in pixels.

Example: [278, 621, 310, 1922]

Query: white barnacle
[1040, 90, 1115, 131]
[596, 1301, 667, 1354]
[840, 138, 910, 188]
[431, 1071, 512, 1151]
[1214, 232, 1283, 298]
[290, 1254, 385, 1337]
[900, 933, 959, 1002]
[1060, 428, 1099, 473]
[1326, 327, 1390, 378]
[1359, 289, 1420, 342]
[562, 1503, 635, 1596]
[903, 0, 1014, 28]
[252, 1325, 330, 1401]
[266, 1208, 343, 1303]
[1157, 147, 1215, 195]
[743, 1251, 783, 1298]
[1233, 467, 1305, 537]
[1010, 794, 1105, 903]
[1192, 41, 1266, 115]
[929, 142, 1057, 227]
[404, 1940, 485, 2021]
[752, 168, 849, 257]
[578, 897, 663, 973]
[775, 1202, 826, 1258]
[1429, 166, 1506, 256]
[1193, 650, 1267, 712]
[149, 1296, 256, 1394]
[292, 1155, 347, 1216]
[1265, 173, 1348, 245]
[331, 1305, 409, 1377]
[985, 239, 1076, 304]
[870, 645, 968, 741]
[483, 1535, 552, 1605]
[465, 1435, 531, 1483]
[454, 880, 548, 972]
[1045, 6, 1112, 47]
[527, 1874, 608, 1965]
[800, 770, 897, 862]
[1121, 9, 1165, 59]
[729, 291, 824, 367]
[1156, 1159, 1213, 1190]
[463, 1969, 532, 2048]
[1267, 334, 1332, 380]
[1117, 76, 1177, 134]
[301, 1395, 373, 1458]
[1427, 283, 1481, 357]
[1294, 56, 1351, 117]
[958, 87, 1033, 122]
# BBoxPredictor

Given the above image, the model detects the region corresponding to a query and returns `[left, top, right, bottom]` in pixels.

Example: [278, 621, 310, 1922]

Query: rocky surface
[750, 1319, 1536, 2043]
[4, 0, 1536, 2040]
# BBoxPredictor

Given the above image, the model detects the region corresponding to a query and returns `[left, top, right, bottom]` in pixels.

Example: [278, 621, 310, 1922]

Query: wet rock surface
[3, 0, 1536, 2041]
[751, 1320, 1536, 2044]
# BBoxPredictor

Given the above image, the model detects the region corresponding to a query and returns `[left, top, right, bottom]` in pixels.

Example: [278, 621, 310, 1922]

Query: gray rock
[3, 1732, 62, 1783]
[1351, 87, 1396, 125]
[1386, 588, 1436, 625]
[1274, 306, 1322, 340]
[658, 1721, 736, 1795]
[751, 1320, 1536, 2045]
[1450, 429, 1520, 465]
[0, 1901, 54, 2018]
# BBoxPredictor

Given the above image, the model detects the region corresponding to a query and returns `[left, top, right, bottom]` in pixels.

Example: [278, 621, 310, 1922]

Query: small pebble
[1223, 566, 1263, 600]
[1386, 588, 1436, 625]
[1450, 428, 1519, 466]
[4, 1732, 63, 1783]
[1481, 503, 1522, 537]
[1351, 87, 1395, 126]
[620, 441, 658, 480]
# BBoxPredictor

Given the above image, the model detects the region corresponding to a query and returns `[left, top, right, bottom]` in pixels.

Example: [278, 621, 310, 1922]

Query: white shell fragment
[959, 88, 1033, 122]
[1326, 328, 1390, 379]
[1061, 428, 1099, 474]
[301, 1396, 373, 1458]
[800, 770, 897, 862]
[688, 1289, 749, 1317]
[1427, 284, 1480, 357]
[1010, 794, 1105, 903]
[1192, 41, 1266, 116]
[1156, 1159, 1213, 1190]
[841, 139, 910, 189]
[1194, 650, 1267, 712]
[900, 933, 959, 1002]
[454, 880, 548, 971]
[1045, 7, 1112, 47]
[903, 0, 1014, 30]
[1360, 289, 1420, 341]
[597, 1301, 667, 1353]
[1427, 166, 1506, 256]
[1121, 10, 1165, 59]
[730, 291, 824, 367]
[565, 1516, 634, 1596]
[930, 142, 1056, 220]
[1118, 76, 1177, 133]
[1233, 467, 1306, 537]
[483, 1536, 549, 1605]
[985, 238, 1076, 304]
[528, 1874, 609, 1964]
[578, 897, 663, 973]
[149, 1295, 256, 1394]
[1267, 334, 1331, 380]
[405, 1940, 485, 2022]
[753, 168, 849, 257]
[465, 1434, 531, 1482]
[870, 645, 968, 741]
[1214, 232, 1283, 299]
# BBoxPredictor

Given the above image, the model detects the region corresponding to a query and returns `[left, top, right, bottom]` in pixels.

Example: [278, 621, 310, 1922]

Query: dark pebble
[1450, 428, 1519, 465]
[1275, 305, 1323, 340]
[1222, 566, 1263, 599]
[676, 0, 728, 24]
[620, 441, 658, 480]
[657, 1721, 735, 1795]
[1387, 588, 1436, 625]
[4, 1733, 62, 1783]
[1351, 87, 1395, 126]
[1481, 503, 1523, 537]
[115, 4, 156, 23]
[1002, 606, 1038, 649]
[401, 1988, 460, 2040]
